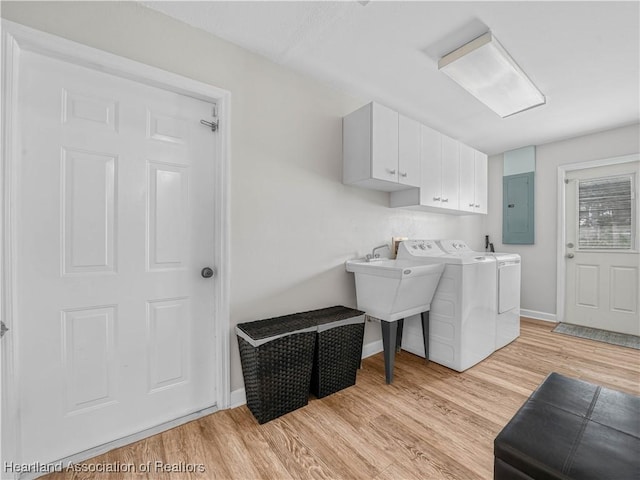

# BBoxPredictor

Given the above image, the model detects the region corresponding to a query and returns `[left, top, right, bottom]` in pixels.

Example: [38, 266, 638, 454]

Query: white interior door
[16, 50, 219, 464]
[564, 161, 640, 335]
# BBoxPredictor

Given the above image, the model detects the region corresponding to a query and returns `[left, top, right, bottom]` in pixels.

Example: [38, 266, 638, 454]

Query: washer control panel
[438, 239, 473, 253]
[397, 240, 446, 257]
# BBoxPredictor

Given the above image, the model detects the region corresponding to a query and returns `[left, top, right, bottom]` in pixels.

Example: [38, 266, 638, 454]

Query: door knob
[566, 253, 575, 259]
[0, 321, 8, 338]
[201, 267, 216, 278]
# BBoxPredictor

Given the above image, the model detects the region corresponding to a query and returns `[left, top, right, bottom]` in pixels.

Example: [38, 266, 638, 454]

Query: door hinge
[200, 119, 219, 132]
[0, 321, 8, 338]
[200, 104, 219, 132]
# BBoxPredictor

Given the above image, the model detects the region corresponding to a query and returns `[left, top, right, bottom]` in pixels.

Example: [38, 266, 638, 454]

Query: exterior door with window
[564, 161, 639, 335]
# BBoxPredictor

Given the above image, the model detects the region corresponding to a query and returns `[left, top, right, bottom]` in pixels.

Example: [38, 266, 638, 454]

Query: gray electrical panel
[503, 172, 534, 244]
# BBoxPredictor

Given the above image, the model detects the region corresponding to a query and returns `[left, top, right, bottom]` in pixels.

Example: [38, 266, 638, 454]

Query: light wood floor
[43, 319, 639, 480]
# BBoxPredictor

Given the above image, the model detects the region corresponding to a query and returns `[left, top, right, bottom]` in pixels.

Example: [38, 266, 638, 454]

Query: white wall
[1, 2, 486, 392]
[484, 124, 640, 318]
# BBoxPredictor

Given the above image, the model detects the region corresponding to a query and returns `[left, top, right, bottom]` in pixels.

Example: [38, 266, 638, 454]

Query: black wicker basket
[305, 306, 365, 398]
[236, 314, 316, 424]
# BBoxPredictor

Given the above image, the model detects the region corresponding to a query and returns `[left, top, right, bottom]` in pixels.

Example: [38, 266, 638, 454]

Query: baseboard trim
[362, 339, 383, 359]
[521, 309, 557, 323]
[229, 388, 247, 408]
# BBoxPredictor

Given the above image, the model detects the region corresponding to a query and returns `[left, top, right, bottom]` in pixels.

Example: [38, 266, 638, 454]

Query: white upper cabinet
[344, 101, 487, 215]
[459, 143, 476, 212]
[344, 102, 408, 192]
[474, 150, 488, 214]
[398, 115, 421, 187]
[418, 124, 442, 208]
[416, 127, 460, 211]
[459, 144, 488, 213]
[440, 134, 460, 210]
[392, 127, 461, 212]
[370, 103, 399, 184]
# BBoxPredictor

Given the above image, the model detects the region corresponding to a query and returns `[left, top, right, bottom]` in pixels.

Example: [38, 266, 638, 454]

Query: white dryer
[493, 253, 521, 348]
[396, 240, 497, 372]
[437, 240, 521, 349]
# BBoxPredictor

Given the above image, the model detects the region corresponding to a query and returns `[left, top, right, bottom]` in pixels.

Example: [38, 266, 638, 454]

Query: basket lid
[236, 313, 316, 344]
[236, 306, 365, 345]
[300, 305, 365, 326]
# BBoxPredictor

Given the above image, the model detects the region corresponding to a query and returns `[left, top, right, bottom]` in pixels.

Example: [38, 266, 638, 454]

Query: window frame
[575, 173, 636, 252]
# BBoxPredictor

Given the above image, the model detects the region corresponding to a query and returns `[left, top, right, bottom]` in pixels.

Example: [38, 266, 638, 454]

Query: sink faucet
[366, 244, 391, 261]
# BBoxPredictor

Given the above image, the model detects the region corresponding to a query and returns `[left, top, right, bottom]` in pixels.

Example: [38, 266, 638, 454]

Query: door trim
[1, 19, 231, 470]
[556, 153, 639, 324]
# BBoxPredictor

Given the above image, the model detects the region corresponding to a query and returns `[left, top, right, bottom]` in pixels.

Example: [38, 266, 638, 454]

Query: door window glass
[578, 175, 634, 249]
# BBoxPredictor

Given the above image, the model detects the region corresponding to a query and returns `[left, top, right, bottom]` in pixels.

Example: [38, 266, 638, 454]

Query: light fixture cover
[438, 32, 545, 117]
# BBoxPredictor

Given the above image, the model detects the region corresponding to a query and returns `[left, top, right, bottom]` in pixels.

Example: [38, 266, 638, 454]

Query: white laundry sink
[345, 259, 444, 322]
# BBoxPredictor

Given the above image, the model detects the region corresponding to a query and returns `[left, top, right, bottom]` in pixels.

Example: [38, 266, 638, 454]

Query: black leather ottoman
[494, 372, 640, 479]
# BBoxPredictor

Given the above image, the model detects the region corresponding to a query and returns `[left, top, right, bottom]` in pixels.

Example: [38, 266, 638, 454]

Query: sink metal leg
[381, 320, 398, 384]
[396, 318, 404, 353]
[421, 311, 430, 363]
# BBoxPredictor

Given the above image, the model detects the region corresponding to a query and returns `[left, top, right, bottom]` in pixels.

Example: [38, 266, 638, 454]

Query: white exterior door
[564, 161, 639, 335]
[16, 50, 219, 464]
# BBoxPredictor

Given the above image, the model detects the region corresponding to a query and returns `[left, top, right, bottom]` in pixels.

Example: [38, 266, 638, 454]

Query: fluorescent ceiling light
[438, 32, 545, 118]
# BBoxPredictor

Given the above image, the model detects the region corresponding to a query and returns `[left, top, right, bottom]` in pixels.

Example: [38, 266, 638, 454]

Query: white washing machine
[437, 240, 521, 350]
[396, 240, 497, 372]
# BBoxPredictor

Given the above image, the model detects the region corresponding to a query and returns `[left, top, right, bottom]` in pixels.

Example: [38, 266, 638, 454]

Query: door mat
[553, 323, 640, 350]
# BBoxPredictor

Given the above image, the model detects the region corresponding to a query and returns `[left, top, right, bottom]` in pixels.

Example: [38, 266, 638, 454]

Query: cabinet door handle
[442, 198, 449, 203]
[433, 196, 441, 201]
[475, 204, 480, 208]
[387, 169, 396, 175]
[400, 172, 408, 177]
[469, 203, 474, 207]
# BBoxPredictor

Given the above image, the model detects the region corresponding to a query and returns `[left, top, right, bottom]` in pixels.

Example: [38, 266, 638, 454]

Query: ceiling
[142, 1, 640, 155]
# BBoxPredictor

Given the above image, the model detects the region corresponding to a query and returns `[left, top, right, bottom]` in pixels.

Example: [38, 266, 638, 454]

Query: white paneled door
[564, 161, 640, 335]
[16, 51, 219, 464]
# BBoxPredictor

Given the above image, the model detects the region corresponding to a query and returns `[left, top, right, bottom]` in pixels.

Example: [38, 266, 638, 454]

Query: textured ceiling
[142, 1, 639, 155]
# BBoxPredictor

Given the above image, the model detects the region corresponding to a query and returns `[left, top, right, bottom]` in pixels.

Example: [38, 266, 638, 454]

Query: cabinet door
[398, 115, 421, 187]
[474, 150, 488, 214]
[343, 103, 372, 185]
[458, 143, 475, 212]
[419, 125, 442, 207]
[441, 134, 460, 209]
[371, 103, 399, 182]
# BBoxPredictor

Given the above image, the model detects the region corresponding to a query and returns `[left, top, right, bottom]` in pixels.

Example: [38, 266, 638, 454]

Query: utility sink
[345, 258, 444, 322]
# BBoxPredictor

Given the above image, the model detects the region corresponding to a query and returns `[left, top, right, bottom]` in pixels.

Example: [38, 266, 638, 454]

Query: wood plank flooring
[42, 319, 640, 480]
